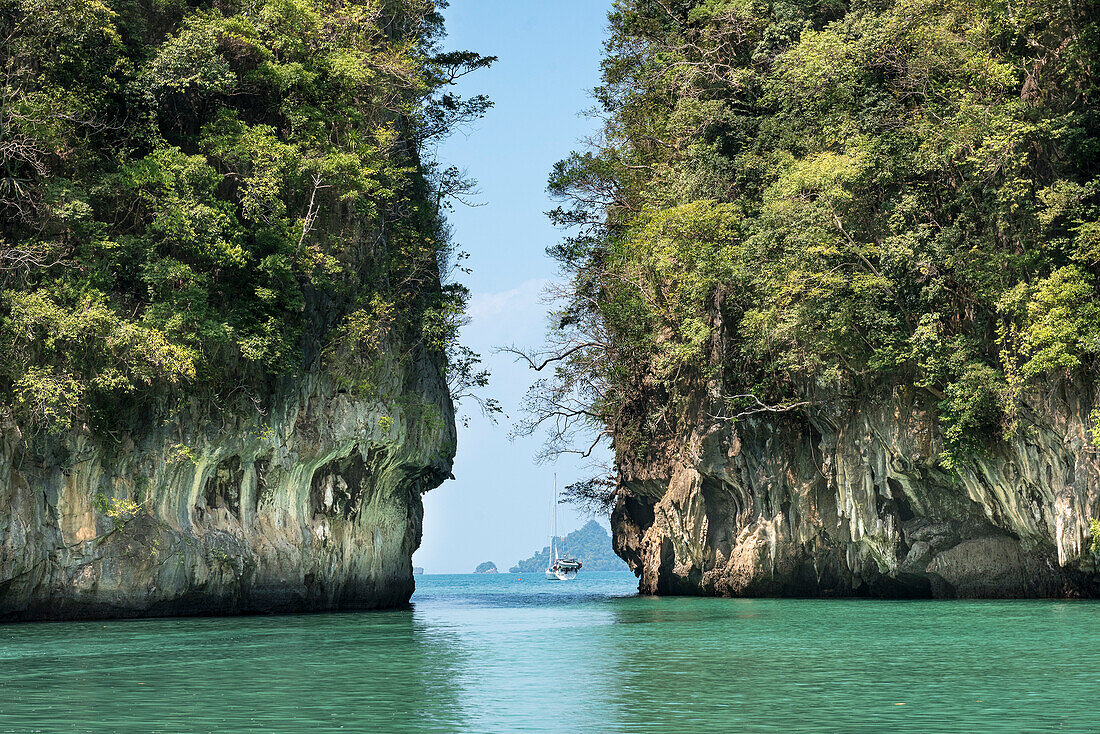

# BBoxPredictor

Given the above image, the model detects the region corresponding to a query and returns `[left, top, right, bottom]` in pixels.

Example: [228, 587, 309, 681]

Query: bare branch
[707, 394, 811, 422]
[498, 341, 602, 372]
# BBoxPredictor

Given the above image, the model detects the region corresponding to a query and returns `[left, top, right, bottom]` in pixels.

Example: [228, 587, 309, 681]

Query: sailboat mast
[552, 473, 557, 563]
[548, 495, 553, 563]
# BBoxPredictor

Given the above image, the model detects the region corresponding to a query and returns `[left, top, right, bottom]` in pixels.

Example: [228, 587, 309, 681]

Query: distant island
[510, 520, 630, 573]
[474, 561, 498, 574]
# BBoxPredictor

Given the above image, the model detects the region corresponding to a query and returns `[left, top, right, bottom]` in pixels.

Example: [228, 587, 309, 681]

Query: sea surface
[1, 572, 1097, 732]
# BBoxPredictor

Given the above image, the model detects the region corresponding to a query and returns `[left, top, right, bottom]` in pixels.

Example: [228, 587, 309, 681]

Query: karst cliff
[0, 349, 455, 620]
[540, 0, 1100, 598]
[612, 382, 1100, 598]
[0, 0, 484, 619]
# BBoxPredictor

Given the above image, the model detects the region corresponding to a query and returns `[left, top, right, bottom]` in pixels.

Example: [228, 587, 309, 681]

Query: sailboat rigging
[546, 473, 582, 581]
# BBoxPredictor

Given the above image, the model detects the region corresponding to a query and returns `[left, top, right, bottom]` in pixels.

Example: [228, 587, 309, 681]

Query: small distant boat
[546, 474, 582, 581]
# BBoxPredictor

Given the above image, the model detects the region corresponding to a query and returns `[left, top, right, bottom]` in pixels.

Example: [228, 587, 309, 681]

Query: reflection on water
[414, 576, 631, 731]
[0, 605, 472, 733]
[1, 574, 1097, 732]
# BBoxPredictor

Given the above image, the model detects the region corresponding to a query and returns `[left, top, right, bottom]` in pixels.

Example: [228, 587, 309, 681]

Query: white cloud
[466, 277, 549, 322]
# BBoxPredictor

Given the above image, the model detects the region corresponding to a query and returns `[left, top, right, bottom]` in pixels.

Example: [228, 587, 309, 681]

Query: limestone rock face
[612, 384, 1100, 598]
[0, 345, 455, 620]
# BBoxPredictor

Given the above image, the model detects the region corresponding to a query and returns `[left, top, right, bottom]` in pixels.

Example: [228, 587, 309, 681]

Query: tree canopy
[529, 0, 1100, 473]
[0, 0, 493, 437]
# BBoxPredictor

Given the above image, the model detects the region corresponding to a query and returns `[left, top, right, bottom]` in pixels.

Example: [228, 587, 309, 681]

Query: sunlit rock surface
[0, 347, 455, 620]
[613, 384, 1100, 598]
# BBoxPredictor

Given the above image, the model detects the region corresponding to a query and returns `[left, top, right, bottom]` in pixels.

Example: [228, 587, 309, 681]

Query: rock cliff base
[613, 386, 1100, 598]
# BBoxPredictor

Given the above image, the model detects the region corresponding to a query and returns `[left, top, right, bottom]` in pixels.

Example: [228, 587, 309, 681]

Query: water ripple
[0, 573, 1096, 733]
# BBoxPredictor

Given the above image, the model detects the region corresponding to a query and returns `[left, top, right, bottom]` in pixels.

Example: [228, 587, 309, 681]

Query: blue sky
[412, 1, 614, 573]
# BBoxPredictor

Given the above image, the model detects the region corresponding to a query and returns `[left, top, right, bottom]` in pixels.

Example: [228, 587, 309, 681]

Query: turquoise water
[1, 572, 1097, 732]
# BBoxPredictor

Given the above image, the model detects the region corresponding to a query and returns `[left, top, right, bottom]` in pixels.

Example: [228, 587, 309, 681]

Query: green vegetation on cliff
[0, 0, 493, 437]
[509, 520, 630, 573]
[526, 0, 1099, 480]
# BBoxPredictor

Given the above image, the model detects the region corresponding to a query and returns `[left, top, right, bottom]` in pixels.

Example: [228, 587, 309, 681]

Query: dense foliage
[531, 0, 1100, 469]
[0, 0, 492, 437]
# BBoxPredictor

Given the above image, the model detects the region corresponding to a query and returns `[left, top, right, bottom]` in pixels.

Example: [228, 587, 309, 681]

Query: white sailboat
[546, 473, 582, 581]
